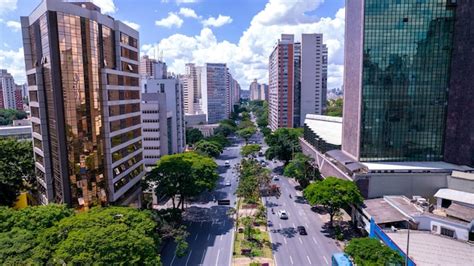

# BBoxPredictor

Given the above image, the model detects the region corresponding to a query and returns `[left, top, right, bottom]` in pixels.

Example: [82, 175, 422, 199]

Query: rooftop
[363, 196, 423, 224]
[451, 171, 474, 181]
[434, 188, 474, 206]
[304, 114, 342, 146]
[363, 161, 474, 172]
[386, 230, 474, 266]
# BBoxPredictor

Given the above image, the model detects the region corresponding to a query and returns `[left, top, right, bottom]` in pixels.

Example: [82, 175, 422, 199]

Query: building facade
[249, 79, 260, 101]
[342, 0, 458, 163]
[268, 34, 294, 130]
[300, 34, 328, 126]
[182, 63, 201, 115]
[201, 63, 229, 123]
[0, 69, 19, 110]
[139, 55, 166, 79]
[21, 0, 143, 207]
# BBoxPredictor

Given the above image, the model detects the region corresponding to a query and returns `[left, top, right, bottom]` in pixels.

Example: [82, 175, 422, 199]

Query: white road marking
[289, 255, 294, 265]
[279, 223, 282, 229]
[185, 250, 193, 266]
[307, 256, 312, 265]
[207, 233, 210, 240]
[170, 252, 176, 266]
[323, 255, 329, 265]
[283, 237, 287, 244]
[299, 237, 303, 244]
[292, 223, 296, 228]
[312, 237, 318, 245]
[194, 234, 199, 241]
[215, 249, 221, 266]
[219, 234, 223, 241]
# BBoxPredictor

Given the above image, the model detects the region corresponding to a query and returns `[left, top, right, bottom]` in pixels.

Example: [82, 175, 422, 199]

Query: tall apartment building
[233, 79, 241, 104]
[293, 42, 301, 127]
[201, 63, 229, 123]
[300, 34, 328, 126]
[249, 79, 260, 101]
[260, 83, 268, 102]
[21, 0, 143, 207]
[268, 34, 294, 130]
[0, 69, 19, 110]
[139, 55, 167, 79]
[343, 0, 473, 167]
[182, 63, 203, 115]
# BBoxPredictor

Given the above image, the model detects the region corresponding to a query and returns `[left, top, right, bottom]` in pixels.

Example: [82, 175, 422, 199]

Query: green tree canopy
[237, 159, 271, 203]
[237, 127, 256, 144]
[194, 140, 223, 157]
[0, 109, 28, 126]
[145, 152, 218, 209]
[264, 128, 302, 164]
[0, 139, 35, 206]
[283, 153, 319, 188]
[303, 177, 363, 226]
[325, 98, 343, 117]
[241, 144, 261, 157]
[186, 128, 204, 145]
[344, 237, 404, 266]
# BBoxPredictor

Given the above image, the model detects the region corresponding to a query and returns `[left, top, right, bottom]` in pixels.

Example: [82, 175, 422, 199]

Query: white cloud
[143, 0, 345, 90]
[155, 12, 184, 28]
[202, 14, 232, 28]
[91, 0, 117, 14]
[0, 0, 17, 16]
[6, 20, 21, 32]
[122, 20, 140, 30]
[0, 48, 25, 84]
[179, 7, 199, 19]
[176, 0, 199, 3]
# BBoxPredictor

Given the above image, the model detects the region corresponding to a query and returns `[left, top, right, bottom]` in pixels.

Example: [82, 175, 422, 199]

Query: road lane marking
[170, 252, 176, 266]
[299, 237, 303, 244]
[194, 233, 199, 241]
[312, 237, 318, 245]
[289, 255, 294, 265]
[207, 233, 210, 240]
[292, 223, 296, 228]
[219, 234, 223, 241]
[323, 255, 329, 265]
[215, 249, 221, 266]
[185, 250, 193, 266]
[283, 237, 287, 244]
[307, 256, 312, 265]
[279, 223, 282, 229]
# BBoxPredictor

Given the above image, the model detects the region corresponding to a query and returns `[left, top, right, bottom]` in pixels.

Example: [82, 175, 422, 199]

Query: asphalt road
[160, 138, 243, 266]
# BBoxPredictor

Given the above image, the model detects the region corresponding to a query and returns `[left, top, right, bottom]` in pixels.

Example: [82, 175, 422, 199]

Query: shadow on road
[218, 154, 238, 161]
[272, 227, 297, 239]
[271, 241, 282, 252]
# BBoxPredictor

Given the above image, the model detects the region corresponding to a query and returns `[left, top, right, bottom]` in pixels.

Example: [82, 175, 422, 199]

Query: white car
[277, 210, 288, 219]
[225, 181, 231, 186]
[224, 160, 230, 167]
[273, 176, 279, 181]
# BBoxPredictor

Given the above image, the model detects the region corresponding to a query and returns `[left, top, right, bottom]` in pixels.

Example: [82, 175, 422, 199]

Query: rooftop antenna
[159, 50, 163, 62]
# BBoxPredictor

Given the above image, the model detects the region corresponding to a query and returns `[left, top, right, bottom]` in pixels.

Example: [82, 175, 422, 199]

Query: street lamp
[405, 219, 411, 266]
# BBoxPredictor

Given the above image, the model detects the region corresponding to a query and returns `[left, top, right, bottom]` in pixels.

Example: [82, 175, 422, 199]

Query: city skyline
[0, 0, 345, 91]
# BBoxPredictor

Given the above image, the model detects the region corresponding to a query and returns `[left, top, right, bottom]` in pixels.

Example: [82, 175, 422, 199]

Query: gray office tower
[21, 0, 144, 208]
[343, 0, 473, 167]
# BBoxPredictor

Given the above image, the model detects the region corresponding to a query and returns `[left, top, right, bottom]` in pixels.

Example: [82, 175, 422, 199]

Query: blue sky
[0, 0, 345, 90]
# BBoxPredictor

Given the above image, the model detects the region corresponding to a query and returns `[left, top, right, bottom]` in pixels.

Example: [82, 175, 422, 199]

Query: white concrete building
[300, 34, 328, 125]
[200, 63, 229, 123]
[0, 69, 17, 110]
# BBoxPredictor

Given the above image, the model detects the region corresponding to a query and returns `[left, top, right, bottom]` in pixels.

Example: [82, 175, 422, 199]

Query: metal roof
[434, 188, 474, 205]
[304, 114, 342, 146]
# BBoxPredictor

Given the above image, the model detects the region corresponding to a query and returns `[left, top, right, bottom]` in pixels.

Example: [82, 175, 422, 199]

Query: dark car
[297, 226, 307, 235]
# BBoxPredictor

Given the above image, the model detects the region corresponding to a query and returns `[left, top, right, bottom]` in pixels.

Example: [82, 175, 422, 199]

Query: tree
[241, 144, 261, 157]
[345, 237, 404, 266]
[194, 140, 223, 157]
[205, 134, 230, 148]
[237, 127, 256, 144]
[303, 177, 363, 226]
[264, 128, 302, 164]
[186, 128, 204, 145]
[236, 159, 271, 203]
[283, 153, 318, 188]
[325, 98, 343, 117]
[0, 139, 35, 206]
[260, 127, 271, 137]
[0, 109, 28, 126]
[145, 152, 218, 209]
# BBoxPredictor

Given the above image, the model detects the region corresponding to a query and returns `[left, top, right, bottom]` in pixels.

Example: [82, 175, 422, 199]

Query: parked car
[225, 181, 231, 186]
[297, 226, 307, 235]
[277, 210, 288, 219]
[224, 160, 230, 167]
[273, 176, 279, 181]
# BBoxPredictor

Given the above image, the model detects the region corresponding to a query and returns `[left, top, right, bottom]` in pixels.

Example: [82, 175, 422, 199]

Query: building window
[440, 227, 455, 238]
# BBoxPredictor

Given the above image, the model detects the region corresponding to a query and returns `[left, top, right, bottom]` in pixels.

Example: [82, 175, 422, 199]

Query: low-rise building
[0, 125, 32, 140]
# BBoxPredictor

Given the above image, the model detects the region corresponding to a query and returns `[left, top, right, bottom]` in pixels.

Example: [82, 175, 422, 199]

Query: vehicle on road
[258, 151, 264, 156]
[273, 176, 279, 181]
[331, 252, 353, 266]
[267, 220, 273, 227]
[277, 210, 288, 219]
[224, 160, 230, 167]
[297, 226, 307, 235]
[225, 181, 231, 186]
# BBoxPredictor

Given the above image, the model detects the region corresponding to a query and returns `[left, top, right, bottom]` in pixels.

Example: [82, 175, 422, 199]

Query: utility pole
[406, 220, 410, 266]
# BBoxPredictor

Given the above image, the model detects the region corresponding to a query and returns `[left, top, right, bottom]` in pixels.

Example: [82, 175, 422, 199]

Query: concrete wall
[415, 215, 469, 241]
[447, 175, 474, 194]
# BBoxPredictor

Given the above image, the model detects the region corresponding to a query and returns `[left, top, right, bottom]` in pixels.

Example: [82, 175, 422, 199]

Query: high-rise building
[260, 83, 269, 102]
[0, 69, 18, 110]
[293, 42, 301, 127]
[249, 79, 260, 101]
[268, 34, 294, 130]
[182, 63, 203, 115]
[21, 0, 143, 207]
[342, 0, 470, 164]
[201, 63, 229, 123]
[300, 34, 328, 126]
[139, 55, 167, 79]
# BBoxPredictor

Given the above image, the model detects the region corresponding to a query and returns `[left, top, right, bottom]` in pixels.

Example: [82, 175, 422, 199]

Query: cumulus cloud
[202, 15, 233, 28]
[0, 0, 17, 17]
[6, 20, 21, 32]
[122, 20, 140, 30]
[91, 0, 117, 14]
[144, 0, 345, 90]
[179, 7, 200, 19]
[155, 12, 184, 28]
[0, 48, 25, 84]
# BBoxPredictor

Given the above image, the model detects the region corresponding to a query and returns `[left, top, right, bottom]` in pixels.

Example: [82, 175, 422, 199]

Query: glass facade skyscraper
[343, 0, 458, 162]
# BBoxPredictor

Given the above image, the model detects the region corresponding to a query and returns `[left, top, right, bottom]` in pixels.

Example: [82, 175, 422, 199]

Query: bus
[331, 252, 352, 266]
